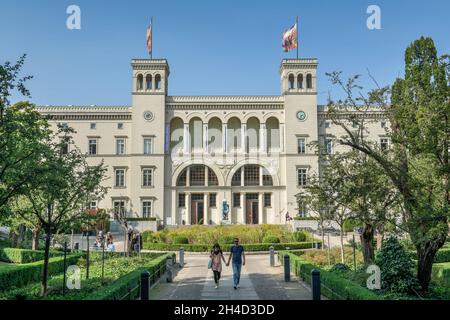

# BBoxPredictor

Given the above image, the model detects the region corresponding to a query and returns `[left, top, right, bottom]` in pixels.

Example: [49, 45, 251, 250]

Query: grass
[0, 252, 165, 300]
[0, 261, 20, 272]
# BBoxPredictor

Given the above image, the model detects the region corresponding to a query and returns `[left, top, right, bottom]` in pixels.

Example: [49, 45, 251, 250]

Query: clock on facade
[143, 111, 154, 121]
[296, 111, 307, 121]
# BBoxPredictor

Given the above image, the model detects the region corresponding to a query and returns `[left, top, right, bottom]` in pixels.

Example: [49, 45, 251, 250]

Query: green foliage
[217, 235, 235, 244]
[431, 262, 450, 288]
[408, 249, 450, 263]
[375, 237, 419, 294]
[302, 247, 364, 268]
[172, 235, 189, 244]
[330, 263, 351, 273]
[343, 219, 361, 233]
[0, 248, 63, 264]
[143, 242, 320, 252]
[280, 251, 381, 300]
[0, 254, 81, 291]
[293, 231, 307, 242]
[262, 236, 280, 243]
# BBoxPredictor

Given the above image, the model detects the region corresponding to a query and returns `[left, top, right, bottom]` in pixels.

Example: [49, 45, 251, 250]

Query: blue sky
[1, 0, 449, 105]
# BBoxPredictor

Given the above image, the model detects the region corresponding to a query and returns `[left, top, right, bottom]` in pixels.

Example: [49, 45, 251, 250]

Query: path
[150, 253, 317, 300]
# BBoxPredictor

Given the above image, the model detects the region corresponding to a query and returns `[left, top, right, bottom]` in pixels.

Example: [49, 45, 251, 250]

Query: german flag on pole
[282, 22, 297, 52]
[146, 18, 152, 57]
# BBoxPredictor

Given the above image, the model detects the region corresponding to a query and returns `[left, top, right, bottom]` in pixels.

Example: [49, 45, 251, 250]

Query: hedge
[0, 248, 63, 264]
[0, 254, 81, 291]
[278, 251, 381, 300]
[143, 241, 321, 252]
[408, 249, 450, 263]
[86, 251, 165, 262]
[431, 262, 450, 288]
[84, 253, 175, 300]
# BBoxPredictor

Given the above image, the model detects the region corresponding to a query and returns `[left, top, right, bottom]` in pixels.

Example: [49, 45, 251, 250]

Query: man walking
[226, 237, 245, 289]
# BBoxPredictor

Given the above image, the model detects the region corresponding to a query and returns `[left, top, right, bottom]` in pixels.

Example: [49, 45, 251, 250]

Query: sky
[1, 0, 449, 106]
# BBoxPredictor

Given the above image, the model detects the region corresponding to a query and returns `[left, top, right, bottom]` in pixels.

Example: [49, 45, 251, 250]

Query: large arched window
[176, 165, 219, 187]
[306, 74, 312, 89]
[297, 74, 303, 89]
[288, 74, 295, 89]
[155, 74, 162, 90]
[231, 165, 273, 186]
[136, 74, 143, 91]
[145, 74, 152, 90]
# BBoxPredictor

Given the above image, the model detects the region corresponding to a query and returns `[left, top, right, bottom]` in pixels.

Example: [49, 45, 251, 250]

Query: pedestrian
[226, 237, 245, 290]
[210, 243, 226, 289]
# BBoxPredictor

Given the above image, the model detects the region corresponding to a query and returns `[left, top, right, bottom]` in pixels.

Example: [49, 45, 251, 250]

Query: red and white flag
[146, 19, 152, 54]
[282, 23, 298, 52]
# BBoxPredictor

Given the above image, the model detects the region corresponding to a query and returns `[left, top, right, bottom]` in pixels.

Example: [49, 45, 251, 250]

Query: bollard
[166, 256, 173, 283]
[179, 248, 184, 268]
[269, 246, 275, 267]
[311, 269, 321, 300]
[140, 270, 150, 300]
[284, 254, 290, 282]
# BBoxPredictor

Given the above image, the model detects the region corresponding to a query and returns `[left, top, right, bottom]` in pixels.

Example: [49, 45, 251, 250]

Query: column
[258, 193, 264, 224]
[240, 167, 245, 187]
[183, 123, 190, 154]
[241, 192, 246, 224]
[241, 123, 247, 154]
[203, 193, 209, 225]
[280, 123, 285, 153]
[259, 166, 263, 186]
[203, 123, 208, 153]
[221, 122, 227, 153]
[186, 193, 191, 225]
[205, 166, 209, 186]
[260, 122, 266, 154]
[171, 190, 177, 225]
[186, 167, 190, 186]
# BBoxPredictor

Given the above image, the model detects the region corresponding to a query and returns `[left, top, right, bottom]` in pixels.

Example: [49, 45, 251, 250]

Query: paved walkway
[150, 254, 316, 300]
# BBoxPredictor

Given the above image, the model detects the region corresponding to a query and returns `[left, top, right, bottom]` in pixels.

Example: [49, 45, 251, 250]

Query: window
[288, 74, 295, 89]
[381, 121, 386, 128]
[297, 138, 306, 154]
[297, 74, 303, 89]
[117, 123, 124, 130]
[89, 201, 97, 209]
[380, 138, 389, 151]
[142, 168, 153, 187]
[298, 201, 307, 217]
[297, 168, 308, 187]
[116, 139, 125, 155]
[155, 74, 161, 89]
[325, 122, 331, 128]
[178, 193, 186, 207]
[113, 200, 125, 220]
[326, 139, 333, 155]
[306, 74, 312, 89]
[209, 194, 217, 207]
[262, 168, 273, 186]
[136, 74, 143, 91]
[142, 201, 152, 217]
[90, 123, 96, 130]
[145, 74, 152, 90]
[88, 139, 97, 155]
[264, 193, 271, 207]
[244, 165, 259, 186]
[143, 138, 153, 155]
[208, 168, 218, 186]
[60, 123, 68, 129]
[231, 168, 241, 186]
[233, 193, 241, 207]
[177, 170, 187, 186]
[115, 169, 125, 187]
[189, 165, 206, 186]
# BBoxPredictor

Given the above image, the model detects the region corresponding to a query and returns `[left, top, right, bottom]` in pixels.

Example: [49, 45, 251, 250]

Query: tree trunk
[17, 225, 26, 247]
[339, 230, 345, 264]
[40, 227, 51, 296]
[321, 227, 325, 251]
[376, 232, 383, 250]
[32, 227, 40, 250]
[416, 240, 444, 291]
[360, 224, 375, 265]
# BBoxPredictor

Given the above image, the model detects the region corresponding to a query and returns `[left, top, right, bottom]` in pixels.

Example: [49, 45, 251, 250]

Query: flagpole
[150, 17, 153, 59]
[296, 16, 299, 59]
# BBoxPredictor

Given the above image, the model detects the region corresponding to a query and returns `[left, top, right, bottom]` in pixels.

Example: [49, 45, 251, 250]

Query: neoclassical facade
[37, 58, 389, 227]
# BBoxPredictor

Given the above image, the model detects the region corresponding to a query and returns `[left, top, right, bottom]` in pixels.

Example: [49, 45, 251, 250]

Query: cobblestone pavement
[150, 254, 316, 300]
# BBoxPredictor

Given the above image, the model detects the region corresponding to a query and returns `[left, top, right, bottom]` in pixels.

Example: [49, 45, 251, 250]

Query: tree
[325, 37, 449, 290]
[16, 125, 108, 295]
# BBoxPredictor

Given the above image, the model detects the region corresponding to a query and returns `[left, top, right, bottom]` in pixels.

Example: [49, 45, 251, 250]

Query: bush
[218, 235, 235, 244]
[143, 242, 321, 252]
[0, 248, 63, 264]
[375, 237, 419, 294]
[302, 248, 364, 268]
[330, 263, 351, 273]
[0, 254, 81, 291]
[172, 236, 189, 245]
[142, 231, 157, 243]
[262, 236, 280, 243]
[280, 251, 380, 300]
[293, 231, 307, 242]
[431, 262, 450, 288]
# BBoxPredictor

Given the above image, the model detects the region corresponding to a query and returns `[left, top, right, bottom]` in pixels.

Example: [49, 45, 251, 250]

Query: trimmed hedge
[84, 253, 175, 300]
[0, 248, 63, 264]
[408, 249, 450, 263]
[143, 241, 321, 252]
[0, 254, 81, 291]
[432, 262, 450, 288]
[279, 251, 381, 300]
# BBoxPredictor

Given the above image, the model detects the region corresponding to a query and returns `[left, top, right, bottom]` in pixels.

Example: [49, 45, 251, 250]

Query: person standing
[226, 237, 245, 290]
[210, 243, 226, 289]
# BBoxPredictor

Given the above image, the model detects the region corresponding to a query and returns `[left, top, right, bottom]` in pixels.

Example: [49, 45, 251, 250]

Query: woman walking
[210, 243, 227, 289]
